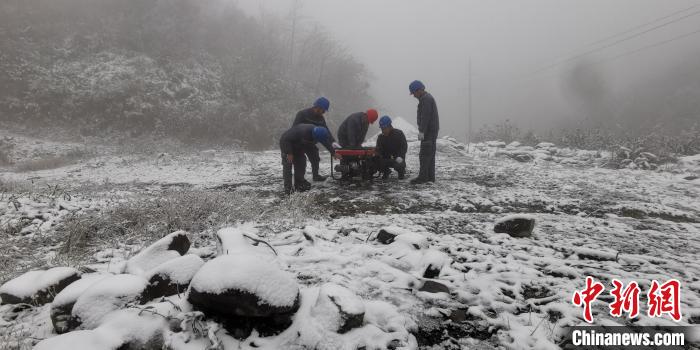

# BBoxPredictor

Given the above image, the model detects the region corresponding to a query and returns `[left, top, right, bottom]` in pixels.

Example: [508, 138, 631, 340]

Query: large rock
[188, 254, 300, 338]
[310, 283, 365, 334]
[125, 231, 190, 275]
[71, 274, 148, 329]
[494, 214, 535, 238]
[51, 274, 109, 334]
[142, 254, 204, 302]
[0, 267, 80, 305]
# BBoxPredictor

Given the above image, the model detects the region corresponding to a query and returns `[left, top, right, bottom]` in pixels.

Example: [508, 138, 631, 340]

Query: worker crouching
[376, 116, 408, 179]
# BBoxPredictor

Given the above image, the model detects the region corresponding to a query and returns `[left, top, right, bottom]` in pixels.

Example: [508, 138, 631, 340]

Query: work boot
[284, 186, 294, 195]
[295, 179, 312, 192]
[410, 177, 428, 185]
[312, 174, 328, 182]
[398, 170, 405, 180]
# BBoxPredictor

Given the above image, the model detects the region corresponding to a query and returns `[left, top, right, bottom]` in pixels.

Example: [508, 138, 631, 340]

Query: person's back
[293, 107, 328, 128]
[337, 109, 378, 148]
[280, 124, 316, 152]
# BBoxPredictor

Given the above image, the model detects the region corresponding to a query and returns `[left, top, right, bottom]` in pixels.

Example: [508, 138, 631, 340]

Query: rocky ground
[0, 131, 699, 350]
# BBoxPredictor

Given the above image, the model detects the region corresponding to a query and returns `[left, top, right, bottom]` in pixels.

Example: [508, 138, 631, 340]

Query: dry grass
[55, 189, 325, 264]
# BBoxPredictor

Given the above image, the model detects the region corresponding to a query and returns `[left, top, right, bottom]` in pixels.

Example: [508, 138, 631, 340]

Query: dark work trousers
[281, 148, 306, 192]
[379, 157, 406, 176]
[303, 144, 321, 176]
[418, 139, 437, 182]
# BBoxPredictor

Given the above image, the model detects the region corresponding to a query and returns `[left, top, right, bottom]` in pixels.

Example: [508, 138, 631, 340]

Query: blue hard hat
[379, 115, 392, 129]
[409, 80, 425, 94]
[313, 97, 330, 111]
[312, 127, 330, 143]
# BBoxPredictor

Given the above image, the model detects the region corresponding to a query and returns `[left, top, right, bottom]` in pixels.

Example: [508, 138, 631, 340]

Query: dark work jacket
[376, 128, 408, 159]
[293, 107, 335, 142]
[337, 112, 368, 148]
[280, 124, 333, 155]
[417, 92, 439, 140]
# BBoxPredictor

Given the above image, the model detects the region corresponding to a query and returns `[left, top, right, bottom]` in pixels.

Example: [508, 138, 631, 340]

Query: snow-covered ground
[0, 131, 698, 349]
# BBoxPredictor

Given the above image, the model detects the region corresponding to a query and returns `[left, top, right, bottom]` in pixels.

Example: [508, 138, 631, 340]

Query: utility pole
[288, 0, 300, 77]
[467, 57, 473, 153]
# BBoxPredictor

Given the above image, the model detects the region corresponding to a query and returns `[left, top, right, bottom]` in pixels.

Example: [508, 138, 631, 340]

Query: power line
[582, 4, 698, 49]
[526, 6, 700, 77]
[582, 27, 700, 69]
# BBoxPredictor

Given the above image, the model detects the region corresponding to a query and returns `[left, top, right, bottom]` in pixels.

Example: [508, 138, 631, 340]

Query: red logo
[647, 279, 682, 321]
[572, 277, 682, 323]
[609, 279, 640, 318]
[572, 276, 605, 323]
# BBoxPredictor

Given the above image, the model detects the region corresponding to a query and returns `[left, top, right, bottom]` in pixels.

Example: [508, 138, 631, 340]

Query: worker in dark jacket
[337, 109, 378, 148]
[409, 80, 439, 184]
[279, 124, 334, 194]
[376, 116, 408, 179]
[292, 97, 336, 181]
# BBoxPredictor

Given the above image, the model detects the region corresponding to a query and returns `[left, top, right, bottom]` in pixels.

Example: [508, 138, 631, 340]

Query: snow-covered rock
[0, 267, 80, 305]
[188, 254, 300, 337]
[311, 283, 365, 334]
[124, 231, 190, 275]
[486, 141, 506, 148]
[71, 274, 149, 329]
[36, 309, 167, 350]
[51, 273, 110, 334]
[393, 232, 429, 250]
[215, 224, 274, 257]
[142, 254, 204, 301]
[494, 214, 536, 238]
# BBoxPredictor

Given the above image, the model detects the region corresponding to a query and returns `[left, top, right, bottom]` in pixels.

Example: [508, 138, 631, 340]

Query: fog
[237, 0, 700, 140]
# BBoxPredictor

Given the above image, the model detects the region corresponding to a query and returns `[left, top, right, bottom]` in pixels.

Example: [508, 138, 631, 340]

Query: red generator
[333, 147, 381, 180]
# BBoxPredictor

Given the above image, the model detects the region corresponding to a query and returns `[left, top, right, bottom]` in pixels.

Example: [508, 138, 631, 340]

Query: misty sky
[237, 0, 700, 139]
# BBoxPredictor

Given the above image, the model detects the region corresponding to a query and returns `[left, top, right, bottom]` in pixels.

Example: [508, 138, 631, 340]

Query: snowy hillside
[0, 132, 699, 350]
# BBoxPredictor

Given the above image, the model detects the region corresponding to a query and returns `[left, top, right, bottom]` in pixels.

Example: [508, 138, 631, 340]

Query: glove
[395, 157, 403, 164]
[418, 132, 425, 141]
[332, 142, 341, 149]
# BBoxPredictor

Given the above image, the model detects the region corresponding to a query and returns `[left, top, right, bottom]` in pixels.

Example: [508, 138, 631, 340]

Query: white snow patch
[189, 254, 299, 308]
[125, 231, 188, 275]
[52, 273, 110, 308]
[0, 267, 79, 300]
[71, 274, 148, 329]
[144, 254, 204, 284]
[495, 213, 536, 225]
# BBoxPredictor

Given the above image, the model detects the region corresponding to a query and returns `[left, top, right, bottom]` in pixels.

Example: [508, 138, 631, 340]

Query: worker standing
[408, 80, 439, 184]
[292, 97, 335, 181]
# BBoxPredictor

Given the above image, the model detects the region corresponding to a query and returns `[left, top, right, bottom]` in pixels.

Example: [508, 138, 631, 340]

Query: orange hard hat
[366, 109, 378, 124]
